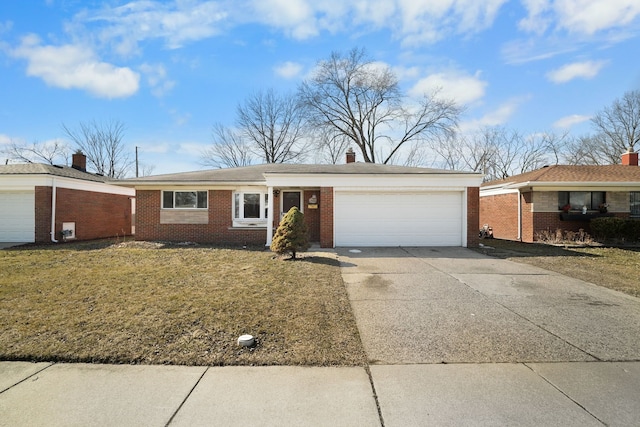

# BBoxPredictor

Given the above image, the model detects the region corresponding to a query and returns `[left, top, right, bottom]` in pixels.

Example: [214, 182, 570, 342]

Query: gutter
[51, 177, 58, 243]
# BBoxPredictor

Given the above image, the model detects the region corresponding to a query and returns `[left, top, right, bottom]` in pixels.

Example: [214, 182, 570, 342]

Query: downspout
[266, 186, 274, 247]
[517, 189, 522, 241]
[51, 178, 58, 243]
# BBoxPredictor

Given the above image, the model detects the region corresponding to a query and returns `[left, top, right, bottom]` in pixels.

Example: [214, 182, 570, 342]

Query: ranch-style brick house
[119, 153, 483, 248]
[480, 150, 640, 243]
[0, 153, 135, 243]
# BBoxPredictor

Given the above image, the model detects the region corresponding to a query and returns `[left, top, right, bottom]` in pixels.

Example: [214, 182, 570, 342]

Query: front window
[631, 192, 640, 217]
[163, 191, 208, 209]
[234, 191, 268, 225]
[558, 191, 606, 211]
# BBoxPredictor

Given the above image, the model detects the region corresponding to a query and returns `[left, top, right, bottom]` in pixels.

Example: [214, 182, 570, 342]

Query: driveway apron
[337, 246, 640, 364]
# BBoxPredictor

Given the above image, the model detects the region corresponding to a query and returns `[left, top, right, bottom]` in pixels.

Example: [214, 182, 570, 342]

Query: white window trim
[162, 190, 208, 210]
[233, 190, 269, 227]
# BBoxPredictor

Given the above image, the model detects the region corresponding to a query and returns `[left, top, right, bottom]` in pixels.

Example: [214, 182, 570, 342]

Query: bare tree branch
[236, 89, 308, 163]
[62, 119, 132, 178]
[299, 48, 461, 164]
[1, 139, 69, 165]
[201, 123, 255, 168]
[591, 89, 640, 158]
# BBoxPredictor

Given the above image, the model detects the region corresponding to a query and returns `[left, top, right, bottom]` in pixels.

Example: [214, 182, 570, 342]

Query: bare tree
[563, 134, 617, 165]
[237, 89, 308, 163]
[431, 127, 566, 181]
[62, 119, 132, 178]
[591, 90, 640, 158]
[298, 47, 462, 164]
[1, 139, 69, 165]
[201, 123, 255, 168]
[310, 127, 351, 164]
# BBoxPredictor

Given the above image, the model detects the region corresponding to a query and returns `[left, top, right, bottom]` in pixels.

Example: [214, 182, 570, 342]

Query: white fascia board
[479, 187, 520, 197]
[505, 181, 640, 191]
[122, 181, 266, 190]
[0, 175, 135, 196]
[264, 173, 483, 189]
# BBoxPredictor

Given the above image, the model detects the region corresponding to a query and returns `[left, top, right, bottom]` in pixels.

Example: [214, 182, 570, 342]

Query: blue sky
[1, 0, 640, 175]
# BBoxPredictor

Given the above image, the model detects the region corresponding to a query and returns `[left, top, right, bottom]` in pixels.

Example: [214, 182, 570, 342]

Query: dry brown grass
[474, 239, 640, 298]
[0, 240, 366, 366]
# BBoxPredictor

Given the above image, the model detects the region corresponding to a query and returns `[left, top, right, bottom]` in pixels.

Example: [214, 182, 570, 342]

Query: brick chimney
[72, 151, 87, 172]
[346, 147, 356, 163]
[622, 148, 639, 166]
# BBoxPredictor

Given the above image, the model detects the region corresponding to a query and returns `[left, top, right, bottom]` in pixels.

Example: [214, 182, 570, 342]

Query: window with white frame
[162, 191, 208, 209]
[233, 191, 268, 225]
[558, 191, 605, 211]
[631, 192, 640, 217]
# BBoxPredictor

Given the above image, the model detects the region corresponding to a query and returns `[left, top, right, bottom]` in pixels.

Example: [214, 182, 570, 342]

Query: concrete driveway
[338, 246, 640, 426]
[338, 246, 640, 364]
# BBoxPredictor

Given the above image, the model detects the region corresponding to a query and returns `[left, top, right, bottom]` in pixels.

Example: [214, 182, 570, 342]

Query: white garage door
[335, 191, 463, 246]
[0, 191, 35, 242]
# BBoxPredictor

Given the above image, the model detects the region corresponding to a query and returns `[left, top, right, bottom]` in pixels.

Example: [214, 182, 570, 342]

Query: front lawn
[474, 239, 640, 298]
[0, 240, 366, 366]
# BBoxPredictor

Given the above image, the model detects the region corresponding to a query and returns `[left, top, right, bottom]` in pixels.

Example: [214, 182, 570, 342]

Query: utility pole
[135, 146, 139, 178]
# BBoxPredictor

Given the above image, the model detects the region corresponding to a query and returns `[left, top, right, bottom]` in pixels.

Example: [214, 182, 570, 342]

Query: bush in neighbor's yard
[591, 217, 640, 242]
[271, 206, 310, 259]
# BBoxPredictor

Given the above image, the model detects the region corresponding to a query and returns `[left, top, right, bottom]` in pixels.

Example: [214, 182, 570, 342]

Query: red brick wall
[302, 190, 321, 242]
[136, 190, 266, 245]
[479, 192, 520, 241]
[35, 187, 53, 242]
[466, 187, 480, 247]
[520, 192, 534, 242]
[35, 186, 132, 243]
[320, 187, 334, 248]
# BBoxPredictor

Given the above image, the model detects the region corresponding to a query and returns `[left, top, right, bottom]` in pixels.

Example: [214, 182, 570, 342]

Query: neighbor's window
[631, 192, 640, 217]
[162, 191, 208, 209]
[233, 191, 268, 222]
[558, 191, 605, 210]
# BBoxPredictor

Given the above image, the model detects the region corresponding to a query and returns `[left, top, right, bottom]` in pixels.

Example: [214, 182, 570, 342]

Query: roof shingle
[482, 165, 640, 187]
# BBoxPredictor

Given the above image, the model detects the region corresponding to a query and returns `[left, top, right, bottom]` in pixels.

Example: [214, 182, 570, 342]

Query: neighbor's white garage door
[0, 191, 35, 242]
[334, 191, 463, 246]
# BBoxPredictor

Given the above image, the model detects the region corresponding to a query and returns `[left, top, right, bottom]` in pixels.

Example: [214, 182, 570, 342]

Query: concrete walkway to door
[337, 246, 640, 426]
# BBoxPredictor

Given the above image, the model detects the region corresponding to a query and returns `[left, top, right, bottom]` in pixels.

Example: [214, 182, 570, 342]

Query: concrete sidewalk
[2, 361, 640, 426]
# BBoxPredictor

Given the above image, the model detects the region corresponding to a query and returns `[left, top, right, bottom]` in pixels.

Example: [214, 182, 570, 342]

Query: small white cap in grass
[237, 334, 255, 347]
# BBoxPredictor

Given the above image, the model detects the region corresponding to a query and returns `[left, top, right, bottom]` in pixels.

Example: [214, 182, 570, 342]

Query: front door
[281, 191, 302, 219]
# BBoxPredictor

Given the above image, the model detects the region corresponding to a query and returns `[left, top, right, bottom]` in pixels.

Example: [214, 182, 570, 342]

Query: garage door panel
[0, 191, 35, 242]
[335, 191, 462, 246]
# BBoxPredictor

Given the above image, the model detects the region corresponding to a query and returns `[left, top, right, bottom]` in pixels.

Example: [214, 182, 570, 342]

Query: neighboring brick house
[118, 152, 483, 248]
[480, 150, 640, 242]
[0, 153, 135, 243]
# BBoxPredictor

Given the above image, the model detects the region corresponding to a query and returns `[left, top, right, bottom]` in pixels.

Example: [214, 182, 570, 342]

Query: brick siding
[302, 190, 321, 242]
[319, 187, 334, 248]
[466, 187, 480, 247]
[34, 186, 132, 243]
[479, 192, 520, 241]
[136, 190, 265, 245]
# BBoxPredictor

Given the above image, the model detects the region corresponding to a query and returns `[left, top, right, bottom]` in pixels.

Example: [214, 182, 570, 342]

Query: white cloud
[274, 61, 303, 79]
[85, 1, 228, 55]
[553, 114, 591, 129]
[409, 70, 487, 105]
[554, 0, 640, 35]
[520, 0, 640, 36]
[10, 34, 139, 98]
[546, 60, 607, 83]
[460, 97, 527, 132]
[139, 63, 175, 97]
[179, 141, 209, 156]
[0, 134, 12, 146]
